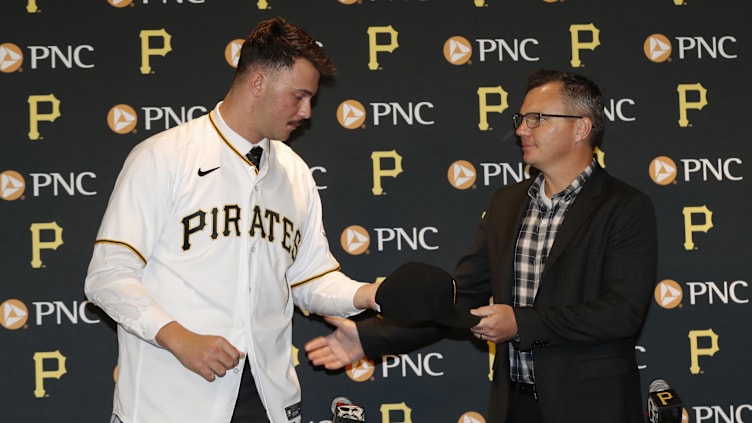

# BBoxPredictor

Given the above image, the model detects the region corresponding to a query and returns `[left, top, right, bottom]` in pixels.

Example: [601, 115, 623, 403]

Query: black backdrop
[2, 1, 750, 422]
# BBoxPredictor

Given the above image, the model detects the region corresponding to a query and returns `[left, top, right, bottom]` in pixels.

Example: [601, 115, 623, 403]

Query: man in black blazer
[306, 70, 657, 423]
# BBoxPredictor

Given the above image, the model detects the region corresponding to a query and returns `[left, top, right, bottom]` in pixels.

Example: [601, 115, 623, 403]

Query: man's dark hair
[235, 17, 336, 79]
[527, 69, 606, 148]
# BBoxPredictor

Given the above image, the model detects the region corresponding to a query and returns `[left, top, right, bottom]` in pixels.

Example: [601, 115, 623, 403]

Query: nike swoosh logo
[197, 166, 220, 177]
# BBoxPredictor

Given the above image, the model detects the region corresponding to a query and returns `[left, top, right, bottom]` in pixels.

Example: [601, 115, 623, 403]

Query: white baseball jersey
[85, 104, 366, 423]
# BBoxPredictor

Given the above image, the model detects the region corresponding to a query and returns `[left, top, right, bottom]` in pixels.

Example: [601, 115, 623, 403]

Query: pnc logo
[0, 43, 24, 73]
[346, 358, 376, 382]
[108, 104, 138, 134]
[448, 160, 477, 190]
[443, 36, 472, 65]
[1, 299, 29, 330]
[644, 34, 672, 63]
[224, 39, 244, 68]
[1, 170, 26, 201]
[649, 156, 678, 185]
[340, 225, 370, 255]
[337, 100, 366, 129]
[655, 279, 683, 309]
[108, 0, 134, 7]
[459, 412, 486, 423]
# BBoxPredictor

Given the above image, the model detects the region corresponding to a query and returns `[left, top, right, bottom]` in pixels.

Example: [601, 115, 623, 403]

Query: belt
[510, 381, 538, 400]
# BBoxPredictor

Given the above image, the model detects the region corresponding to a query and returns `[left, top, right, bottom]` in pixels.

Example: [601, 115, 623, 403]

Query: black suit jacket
[359, 165, 657, 423]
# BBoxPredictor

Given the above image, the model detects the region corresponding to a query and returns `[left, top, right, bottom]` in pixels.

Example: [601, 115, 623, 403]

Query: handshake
[304, 261, 482, 371]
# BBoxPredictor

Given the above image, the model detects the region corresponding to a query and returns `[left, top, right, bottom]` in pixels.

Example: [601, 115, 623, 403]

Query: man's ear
[248, 71, 265, 96]
[575, 117, 593, 142]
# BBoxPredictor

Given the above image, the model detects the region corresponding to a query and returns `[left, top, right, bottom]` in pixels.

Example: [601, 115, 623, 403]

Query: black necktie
[246, 146, 263, 169]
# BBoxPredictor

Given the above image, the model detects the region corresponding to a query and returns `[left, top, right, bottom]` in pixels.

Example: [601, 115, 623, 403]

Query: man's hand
[304, 316, 365, 370]
[353, 282, 379, 311]
[469, 304, 518, 344]
[156, 321, 244, 382]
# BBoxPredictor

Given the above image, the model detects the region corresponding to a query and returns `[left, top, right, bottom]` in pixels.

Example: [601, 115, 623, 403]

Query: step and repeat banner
[2, 0, 750, 422]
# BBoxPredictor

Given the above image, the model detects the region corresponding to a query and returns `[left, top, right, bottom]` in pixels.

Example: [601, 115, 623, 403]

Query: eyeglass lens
[513, 113, 541, 129]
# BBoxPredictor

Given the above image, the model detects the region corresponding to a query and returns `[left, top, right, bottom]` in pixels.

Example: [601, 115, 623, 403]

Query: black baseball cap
[375, 262, 480, 329]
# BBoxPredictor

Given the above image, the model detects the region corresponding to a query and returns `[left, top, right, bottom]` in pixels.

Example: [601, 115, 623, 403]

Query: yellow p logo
[477, 86, 509, 131]
[140, 29, 172, 74]
[367, 26, 399, 70]
[30, 221, 64, 268]
[28, 94, 61, 140]
[677, 83, 708, 128]
[371, 150, 403, 195]
[682, 205, 713, 250]
[570, 23, 601, 67]
[688, 328, 719, 374]
[34, 350, 67, 398]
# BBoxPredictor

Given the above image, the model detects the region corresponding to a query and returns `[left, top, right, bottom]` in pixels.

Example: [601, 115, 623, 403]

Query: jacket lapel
[540, 166, 607, 283]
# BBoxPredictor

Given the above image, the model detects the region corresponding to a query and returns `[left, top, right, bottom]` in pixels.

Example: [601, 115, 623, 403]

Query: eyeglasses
[512, 112, 583, 129]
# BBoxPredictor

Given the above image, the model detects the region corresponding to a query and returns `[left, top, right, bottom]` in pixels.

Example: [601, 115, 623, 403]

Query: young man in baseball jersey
[85, 17, 378, 423]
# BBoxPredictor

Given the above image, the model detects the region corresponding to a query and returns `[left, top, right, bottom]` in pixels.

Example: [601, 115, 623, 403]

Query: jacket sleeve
[357, 316, 450, 359]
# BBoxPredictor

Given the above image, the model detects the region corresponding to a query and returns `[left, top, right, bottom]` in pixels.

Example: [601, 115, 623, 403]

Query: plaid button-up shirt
[509, 160, 596, 384]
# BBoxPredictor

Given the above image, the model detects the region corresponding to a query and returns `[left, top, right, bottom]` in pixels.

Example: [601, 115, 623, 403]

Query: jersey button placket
[249, 183, 259, 293]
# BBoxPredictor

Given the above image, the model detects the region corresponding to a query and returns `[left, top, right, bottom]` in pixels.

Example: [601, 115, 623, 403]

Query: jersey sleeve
[286, 165, 366, 317]
[84, 140, 175, 345]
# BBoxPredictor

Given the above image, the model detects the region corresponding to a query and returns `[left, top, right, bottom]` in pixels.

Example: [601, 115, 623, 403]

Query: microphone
[647, 379, 683, 423]
[330, 397, 352, 415]
[330, 396, 365, 422]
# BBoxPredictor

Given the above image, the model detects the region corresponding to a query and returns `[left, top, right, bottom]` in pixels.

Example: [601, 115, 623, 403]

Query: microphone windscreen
[331, 397, 352, 415]
[649, 379, 671, 392]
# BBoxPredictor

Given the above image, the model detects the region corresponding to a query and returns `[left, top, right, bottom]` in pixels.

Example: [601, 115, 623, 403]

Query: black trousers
[506, 384, 544, 423]
[231, 359, 268, 422]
